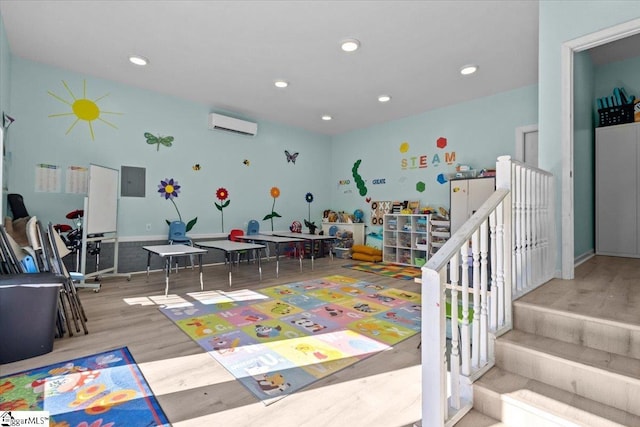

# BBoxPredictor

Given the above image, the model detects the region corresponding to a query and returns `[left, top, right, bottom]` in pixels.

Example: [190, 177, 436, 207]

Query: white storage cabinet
[596, 121, 640, 257]
[450, 177, 496, 234]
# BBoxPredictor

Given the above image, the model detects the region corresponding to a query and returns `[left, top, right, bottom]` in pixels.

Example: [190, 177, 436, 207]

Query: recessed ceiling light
[321, 115, 332, 121]
[378, 95, 391, 103]
[129, 55, 148, 66]
[340, 38, 360, 52]
[274, 80, 289, 88]
[460, 64, 478, 75]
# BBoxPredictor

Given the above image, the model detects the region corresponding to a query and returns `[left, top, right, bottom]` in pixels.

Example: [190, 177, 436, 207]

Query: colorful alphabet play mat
[343, 262, 423, 281]
[159, 275, 421, 405]
[0, 347, 169, 427]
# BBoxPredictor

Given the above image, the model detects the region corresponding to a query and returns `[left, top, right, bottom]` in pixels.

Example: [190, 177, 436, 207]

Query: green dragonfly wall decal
[145, 132, 174, 151]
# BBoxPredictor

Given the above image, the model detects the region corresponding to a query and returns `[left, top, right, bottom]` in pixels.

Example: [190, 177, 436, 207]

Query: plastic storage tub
[0, 273, 65, 363]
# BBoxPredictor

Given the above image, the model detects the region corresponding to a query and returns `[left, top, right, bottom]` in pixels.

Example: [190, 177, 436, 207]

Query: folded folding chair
[45, 222, 88, 336]
[0, 225, 25, 274]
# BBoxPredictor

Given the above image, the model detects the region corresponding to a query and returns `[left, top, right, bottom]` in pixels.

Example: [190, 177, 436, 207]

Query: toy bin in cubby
[398, 234, 412, 248]
[399, 249, 412, 264]
[333, 247, 351, 259]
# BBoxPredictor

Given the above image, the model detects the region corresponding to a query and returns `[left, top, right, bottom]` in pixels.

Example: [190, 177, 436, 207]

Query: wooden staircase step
[452, 409, 505, 427]
[473, 367, 640, 426]
[513, 300, 640, 358]
[495, 329, 640, 417]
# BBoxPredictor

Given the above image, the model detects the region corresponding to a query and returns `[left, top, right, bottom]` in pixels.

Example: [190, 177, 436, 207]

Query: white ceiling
[1, 1, 542, 135]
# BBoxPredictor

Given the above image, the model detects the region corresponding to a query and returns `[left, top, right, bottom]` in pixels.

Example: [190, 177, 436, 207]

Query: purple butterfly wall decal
[285, 150, 299, 164]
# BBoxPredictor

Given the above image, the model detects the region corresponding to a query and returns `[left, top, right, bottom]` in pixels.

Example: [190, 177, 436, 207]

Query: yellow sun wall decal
[48, 80, 123, 141]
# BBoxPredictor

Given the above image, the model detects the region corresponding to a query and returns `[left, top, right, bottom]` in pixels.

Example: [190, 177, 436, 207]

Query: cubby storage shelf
[383, 214, 430, 267]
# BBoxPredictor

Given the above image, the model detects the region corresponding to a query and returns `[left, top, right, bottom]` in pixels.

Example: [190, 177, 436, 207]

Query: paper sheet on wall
[65, 165, 88, 194]
[35, 163, 61, 193]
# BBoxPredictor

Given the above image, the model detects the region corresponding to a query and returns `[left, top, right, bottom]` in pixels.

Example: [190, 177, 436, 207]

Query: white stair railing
[418, 155, 555, 427]
[511, 158, 556, 297]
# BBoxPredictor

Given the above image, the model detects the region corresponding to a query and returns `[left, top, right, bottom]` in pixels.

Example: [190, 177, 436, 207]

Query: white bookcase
[383, 214, 429, 266]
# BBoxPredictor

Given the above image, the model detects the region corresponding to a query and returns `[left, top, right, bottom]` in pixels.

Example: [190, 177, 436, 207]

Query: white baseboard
[574, 250, 595, 267]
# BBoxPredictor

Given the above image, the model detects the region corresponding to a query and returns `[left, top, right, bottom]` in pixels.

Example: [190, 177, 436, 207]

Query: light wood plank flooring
[518, 255, 640, 326]
[1, 256, 423, 427]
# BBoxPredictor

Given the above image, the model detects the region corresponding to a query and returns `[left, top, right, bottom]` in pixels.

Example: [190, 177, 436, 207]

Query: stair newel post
[496, 155, 512, 328]
[421, 266, 449, 426]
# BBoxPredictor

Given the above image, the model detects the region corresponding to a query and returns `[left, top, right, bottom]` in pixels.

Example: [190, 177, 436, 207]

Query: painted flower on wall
[158, 178, 197, 232]
[214, 187, 230, 232]
[263, 186, 282, 231]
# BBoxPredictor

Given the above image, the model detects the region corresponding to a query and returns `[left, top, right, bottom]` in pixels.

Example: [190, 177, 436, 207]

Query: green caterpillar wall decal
[352, 159, 368, 196]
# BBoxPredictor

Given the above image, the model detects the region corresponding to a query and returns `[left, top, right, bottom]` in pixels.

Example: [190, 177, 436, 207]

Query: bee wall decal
[243, 159, 250, 166]
[145, 132, 173, 151]
[192, 164, 201, 171]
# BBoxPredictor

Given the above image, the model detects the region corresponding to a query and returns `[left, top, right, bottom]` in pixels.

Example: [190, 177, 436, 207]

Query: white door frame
[515, 124, 538, 164]
[561, 18, 640, 279]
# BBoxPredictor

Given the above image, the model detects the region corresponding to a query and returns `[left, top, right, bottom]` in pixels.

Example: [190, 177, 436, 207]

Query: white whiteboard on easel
[86, 164, 118, 234]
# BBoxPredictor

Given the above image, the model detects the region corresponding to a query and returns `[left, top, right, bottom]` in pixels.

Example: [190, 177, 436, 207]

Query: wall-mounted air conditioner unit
[208, 113, 257, 136]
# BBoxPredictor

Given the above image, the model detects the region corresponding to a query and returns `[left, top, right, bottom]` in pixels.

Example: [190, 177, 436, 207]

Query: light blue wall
[7, 57, 332, 238]
[573, 51, 595, 259]
[7, 54, 538, 240]
[331, 85, 538, 220]
[539, 0, 640, 271]
[595, 56, 640, 103]
[0, 13, 9, 117]
[0, 13, 11, 212]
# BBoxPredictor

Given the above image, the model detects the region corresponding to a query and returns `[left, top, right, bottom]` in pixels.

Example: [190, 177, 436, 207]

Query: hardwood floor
[518, 255, 640, 326]
[1, 256, 423, 427]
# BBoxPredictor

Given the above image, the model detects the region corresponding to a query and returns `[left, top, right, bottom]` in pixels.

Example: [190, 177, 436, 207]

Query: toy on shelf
[322, 209, 354, 223]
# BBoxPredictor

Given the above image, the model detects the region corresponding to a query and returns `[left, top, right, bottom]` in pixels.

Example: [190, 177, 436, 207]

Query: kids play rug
[0, 347, 169, 427]
[159, 275, 421, 405]
[343, 261, 422, 280]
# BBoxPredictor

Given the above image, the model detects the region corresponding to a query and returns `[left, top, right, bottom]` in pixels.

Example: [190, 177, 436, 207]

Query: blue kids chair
[247, 219, 260, 235]
[168, 221, 193, 271]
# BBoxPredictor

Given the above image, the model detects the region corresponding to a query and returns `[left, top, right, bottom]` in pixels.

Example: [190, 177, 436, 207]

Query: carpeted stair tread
[475, 367, 640, 426]
[499, 329, 640, 381]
